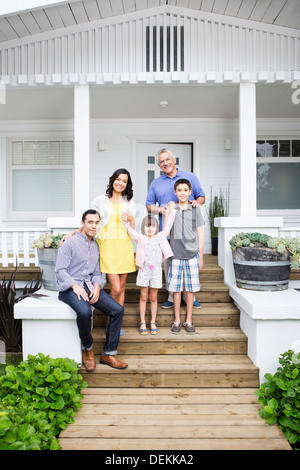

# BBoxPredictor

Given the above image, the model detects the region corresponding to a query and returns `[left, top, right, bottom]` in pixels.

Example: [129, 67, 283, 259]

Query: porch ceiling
[0, 0, 299, 44]
[0, 83, 298, 120]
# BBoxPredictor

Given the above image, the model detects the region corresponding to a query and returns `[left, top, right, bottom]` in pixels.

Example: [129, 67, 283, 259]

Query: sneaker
[182, 299, 202, 308]
[183, 322, 196, 334]
[171, 322, 181, 334]
[161, 301, 174, 309]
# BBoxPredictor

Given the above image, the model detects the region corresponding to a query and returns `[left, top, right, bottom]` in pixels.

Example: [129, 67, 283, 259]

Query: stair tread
[105, 281, 229, 291]
[120, 302, 239, 314]
[83, 354, 258, 374]
[92, 326, 247, 342]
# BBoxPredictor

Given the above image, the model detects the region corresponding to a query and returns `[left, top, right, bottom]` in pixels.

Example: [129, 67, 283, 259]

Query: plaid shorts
[166, 254, 200, 293]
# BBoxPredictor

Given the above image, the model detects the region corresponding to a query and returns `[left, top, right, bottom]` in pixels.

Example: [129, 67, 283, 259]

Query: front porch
[8, 253, 298, 449]
[0, 0, 300, 451]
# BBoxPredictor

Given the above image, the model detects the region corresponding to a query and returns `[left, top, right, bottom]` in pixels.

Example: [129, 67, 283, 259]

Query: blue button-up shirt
[145, 169, 205, 229]
[55, 232, 104, 292]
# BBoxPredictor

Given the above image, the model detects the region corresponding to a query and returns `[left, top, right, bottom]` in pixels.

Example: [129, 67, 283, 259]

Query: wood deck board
[60, 424, 284, 439]
[58, 437, 291, 450]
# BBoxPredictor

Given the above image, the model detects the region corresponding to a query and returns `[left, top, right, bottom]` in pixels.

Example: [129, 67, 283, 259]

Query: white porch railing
[1, 226, 299, 269]
[0, 228, 46, 267]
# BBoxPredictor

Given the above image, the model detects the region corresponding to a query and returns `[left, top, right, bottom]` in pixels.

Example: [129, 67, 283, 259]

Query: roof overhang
[0, 0, 78, 17]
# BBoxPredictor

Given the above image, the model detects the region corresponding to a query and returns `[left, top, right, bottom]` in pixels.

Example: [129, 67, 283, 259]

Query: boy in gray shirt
[166, 179, 204, 334]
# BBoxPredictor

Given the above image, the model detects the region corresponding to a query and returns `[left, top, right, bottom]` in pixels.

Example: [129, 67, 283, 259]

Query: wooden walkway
[59, 255, 291, 451]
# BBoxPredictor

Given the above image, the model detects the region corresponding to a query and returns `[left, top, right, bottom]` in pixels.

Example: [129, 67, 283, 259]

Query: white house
[1, 0, 300, 380]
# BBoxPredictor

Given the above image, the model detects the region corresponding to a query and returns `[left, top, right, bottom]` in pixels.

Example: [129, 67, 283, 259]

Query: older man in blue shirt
[146, 148, 205, 308]
[55, 209, 127, 372]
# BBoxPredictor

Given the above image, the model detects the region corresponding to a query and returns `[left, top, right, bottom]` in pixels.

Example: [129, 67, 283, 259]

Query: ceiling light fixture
[160, 101, 169, 108]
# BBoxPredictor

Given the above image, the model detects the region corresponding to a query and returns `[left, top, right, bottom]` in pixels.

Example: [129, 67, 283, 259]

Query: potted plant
[32, 233, 65, 291]
[206, 185, 230, 255]
[229, 232, 300, 291]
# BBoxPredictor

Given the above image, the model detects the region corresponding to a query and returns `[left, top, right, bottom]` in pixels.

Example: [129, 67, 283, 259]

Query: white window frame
[6, 137, 74, 223]
[256, 136, 300, 222]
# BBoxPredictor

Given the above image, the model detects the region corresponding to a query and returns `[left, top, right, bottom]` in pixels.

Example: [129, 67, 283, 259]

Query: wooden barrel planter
[232, 246, 291, 291]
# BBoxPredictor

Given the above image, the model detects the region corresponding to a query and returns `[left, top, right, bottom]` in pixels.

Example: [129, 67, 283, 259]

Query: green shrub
[255, 350, 300, 448]
[0, 353, 87, 450]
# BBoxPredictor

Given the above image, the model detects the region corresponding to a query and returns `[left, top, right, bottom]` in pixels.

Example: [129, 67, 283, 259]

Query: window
[256, 139, 300, 210]
[8, 139, 74, 221]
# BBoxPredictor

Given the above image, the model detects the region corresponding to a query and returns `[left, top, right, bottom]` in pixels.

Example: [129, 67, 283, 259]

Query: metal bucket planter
[37, 249, 58, 291]
[232, 246, 291, 291]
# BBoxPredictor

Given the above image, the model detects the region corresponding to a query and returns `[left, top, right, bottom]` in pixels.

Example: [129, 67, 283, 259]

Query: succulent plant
[229, 232, 300, 269]
[32, 233, 65, 249]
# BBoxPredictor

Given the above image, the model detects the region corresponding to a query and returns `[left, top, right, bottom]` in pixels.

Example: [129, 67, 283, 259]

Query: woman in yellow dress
[62, 169, 136, 336]
[91, 169, 136, 313]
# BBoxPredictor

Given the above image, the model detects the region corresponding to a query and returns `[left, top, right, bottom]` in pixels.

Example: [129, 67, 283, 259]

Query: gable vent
[146, 22, 184, 72]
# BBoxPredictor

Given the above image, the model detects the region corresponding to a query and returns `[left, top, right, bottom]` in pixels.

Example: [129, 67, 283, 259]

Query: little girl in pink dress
[123, 205, 175, 335]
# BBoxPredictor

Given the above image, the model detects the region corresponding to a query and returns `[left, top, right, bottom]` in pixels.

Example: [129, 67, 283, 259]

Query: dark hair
[141, 215, 159, 235]
[174, 178, 191, 191]
[106, 168, 134, 201]
[82, 209, 100, 222]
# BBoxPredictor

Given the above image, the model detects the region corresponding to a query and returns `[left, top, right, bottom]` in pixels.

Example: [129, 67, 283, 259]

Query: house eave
[1, 4, 300, 52]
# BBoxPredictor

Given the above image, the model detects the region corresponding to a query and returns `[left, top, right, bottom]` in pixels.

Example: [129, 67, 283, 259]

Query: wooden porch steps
[59, 255, 291, 450]
[59, 388, 291, 450]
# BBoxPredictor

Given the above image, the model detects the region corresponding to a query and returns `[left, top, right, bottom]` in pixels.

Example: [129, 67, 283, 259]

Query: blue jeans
[58, 285, 124, 355]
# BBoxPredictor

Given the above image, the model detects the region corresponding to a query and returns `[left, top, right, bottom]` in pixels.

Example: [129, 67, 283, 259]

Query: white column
[74, 84, 90, 219]
[239, 83, 256, 217]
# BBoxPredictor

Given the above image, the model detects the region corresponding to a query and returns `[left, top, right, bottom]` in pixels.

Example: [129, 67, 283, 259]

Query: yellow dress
[96, 201, 136, 274]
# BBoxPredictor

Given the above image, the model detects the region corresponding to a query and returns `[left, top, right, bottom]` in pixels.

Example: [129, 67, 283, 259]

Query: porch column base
[14, 289, 82, 364]
[214, 216, 283, 284]
[228, 282, 300, 384]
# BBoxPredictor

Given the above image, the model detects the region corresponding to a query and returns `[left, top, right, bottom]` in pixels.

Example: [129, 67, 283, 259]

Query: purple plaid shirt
[55, 232, 104, 292]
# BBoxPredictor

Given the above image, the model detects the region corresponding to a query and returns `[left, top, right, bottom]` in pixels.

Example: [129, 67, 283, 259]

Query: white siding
[1, 9, 299, 85]
[1, 118, 300, 252]
[88, 119, 240, 253]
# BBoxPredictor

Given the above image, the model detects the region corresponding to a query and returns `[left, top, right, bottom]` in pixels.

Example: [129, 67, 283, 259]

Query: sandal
[150, 322, 158, 335]
[139, 322, 148, 335]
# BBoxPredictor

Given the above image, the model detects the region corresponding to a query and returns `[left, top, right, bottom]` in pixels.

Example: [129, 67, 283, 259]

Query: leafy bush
[255, 350, 300, 449]
[0, 353, 87, 450]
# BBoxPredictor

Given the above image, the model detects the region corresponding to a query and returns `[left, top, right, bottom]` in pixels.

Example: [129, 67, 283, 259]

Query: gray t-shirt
[170, 204, 204, 260]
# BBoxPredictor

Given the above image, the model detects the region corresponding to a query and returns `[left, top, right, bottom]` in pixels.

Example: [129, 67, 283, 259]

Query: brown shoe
[100, 354, 128, 369]
[82, 348, 96, 372]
